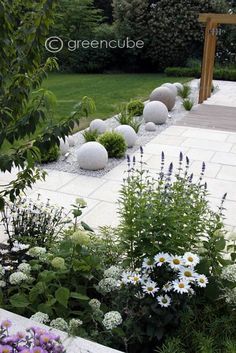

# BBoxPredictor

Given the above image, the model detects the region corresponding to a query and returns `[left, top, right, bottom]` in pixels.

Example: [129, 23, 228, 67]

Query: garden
[1, 0, 236, 353]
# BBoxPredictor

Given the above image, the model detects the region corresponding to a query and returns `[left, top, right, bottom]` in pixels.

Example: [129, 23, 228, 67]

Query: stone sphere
[143, 101, 168, 125]
[145, 122, 156, 131]
[90, 119, 106, 134]
[174, 82, 183, 92]
[150, 87, 176, 111]
[115, 125, 137, 148]
[67, 135, 76, 147]
[77, 142, 108, 170]
[59, 138, 70, 155]
[162, 83, 178, 97]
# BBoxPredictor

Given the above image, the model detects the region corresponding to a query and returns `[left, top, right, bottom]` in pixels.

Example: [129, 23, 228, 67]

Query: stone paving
[0, 80, 236, 242]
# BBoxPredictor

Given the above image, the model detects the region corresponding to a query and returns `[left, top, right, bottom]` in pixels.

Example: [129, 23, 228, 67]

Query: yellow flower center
[162, 298, 168, 303]
[184, 271, 192, 277]
[179, 283, 185, 288]
[199, 278, 205, 283]
[133, 276, 139, 282]
[159, 257, 165, 262]
[147, 287, 154, 292]
[173, 259, 180, 265]
[188, 257, 194, 262]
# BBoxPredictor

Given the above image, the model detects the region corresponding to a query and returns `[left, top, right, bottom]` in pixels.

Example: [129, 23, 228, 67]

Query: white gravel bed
[43, 80, 200, 177]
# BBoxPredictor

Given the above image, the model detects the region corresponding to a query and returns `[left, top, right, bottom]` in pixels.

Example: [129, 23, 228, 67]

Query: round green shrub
[98, 131, 127, 158]
[40, 144, 60, 164]
[127, 99, 144, 117]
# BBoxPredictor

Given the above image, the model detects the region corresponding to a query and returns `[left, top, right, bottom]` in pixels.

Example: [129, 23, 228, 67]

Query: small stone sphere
[145, 122, 157, 131]
[90, 119, 106, 134]
[149, 86, 176, 111]
[143, 101, 168, 125]
[115, 125, 137, 148]
[59, 138, 70, 155]
[174, 82, 184, 92]
[77, 142, 108, 170]
[162, 83, 178, 97]
[67, 135, 76, 147]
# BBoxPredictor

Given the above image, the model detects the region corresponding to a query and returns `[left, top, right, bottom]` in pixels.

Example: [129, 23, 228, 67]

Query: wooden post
[206, 24, 217, 98]
[199, 19, 212, 103]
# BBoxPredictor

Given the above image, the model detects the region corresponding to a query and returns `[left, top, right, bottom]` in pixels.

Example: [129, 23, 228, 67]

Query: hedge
[165, 67, 236, 81]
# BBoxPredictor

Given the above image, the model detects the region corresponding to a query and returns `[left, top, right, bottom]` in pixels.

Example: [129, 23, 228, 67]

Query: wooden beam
[206, 23, 217, 98]
[199, 19, 212, 103]
[199, 13, 236, 25]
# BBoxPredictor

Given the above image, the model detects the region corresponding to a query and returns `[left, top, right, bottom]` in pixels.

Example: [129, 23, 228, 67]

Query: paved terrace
[0, 80, 236, 242]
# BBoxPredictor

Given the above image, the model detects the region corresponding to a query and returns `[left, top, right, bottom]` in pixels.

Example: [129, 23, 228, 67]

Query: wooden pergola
[198, 13, 236, 103]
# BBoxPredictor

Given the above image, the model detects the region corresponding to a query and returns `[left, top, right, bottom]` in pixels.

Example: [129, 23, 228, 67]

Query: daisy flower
[196, 274, 208, 288]
[168, 255, 184, 270]
[172, 279, 190, 294]
[142, 280, 159, 297]
[130, 273, 142, 285]
[179, 267, 197, 281]
[154, 252, 170, 266]
[157, 294, 171, 308]
[121, 271, 133, 284]
[183, 252, 199, 267]
[162, 281, 173, 292]
[142, 257, 155, 271]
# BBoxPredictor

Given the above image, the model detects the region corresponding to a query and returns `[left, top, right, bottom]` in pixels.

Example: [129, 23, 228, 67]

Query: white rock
[145, 122, 157, 131]
[150, 87, 176, 111]
[143, 101, 168, 125]
[59, 138, 70, 155]
[90, 119, 106, 134]
[162, 83, 177, 97]
[77, 142, 108, 170]
[67, 135, 76, 147]
[174, 82, 184, 92]
[115, 125, 137, 148]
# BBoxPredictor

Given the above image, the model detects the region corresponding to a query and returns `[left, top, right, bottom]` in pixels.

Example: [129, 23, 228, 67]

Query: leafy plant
[82, 128, 99, 142]
[127, 99, 144, 116]
[116, 105, 142, 133]
[98, 131, 127, 158]
[182, 98, 194, 111]
[178, 84, 192, 99]
[39, 144, 60, 164]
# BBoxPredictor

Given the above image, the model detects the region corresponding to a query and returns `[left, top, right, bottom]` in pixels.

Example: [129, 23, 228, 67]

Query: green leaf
[10, 293, 30, 308]
[70, 292, 89, 301]
[215, 237, 226, 251]
[55, 287, 70, 307]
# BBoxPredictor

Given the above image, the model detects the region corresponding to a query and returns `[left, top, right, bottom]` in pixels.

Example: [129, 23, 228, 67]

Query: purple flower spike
[140, 146, 144, 155]
[179, 152, 183, 162]
[222, 192, 227, 200]
[189, 173, 193, 182]
[168, 162, 173, 174]
[186, 156, 190, 165]
[133, 156, 136, 166]
[202, 161, 206, 173]
[161, 151, 165, 161]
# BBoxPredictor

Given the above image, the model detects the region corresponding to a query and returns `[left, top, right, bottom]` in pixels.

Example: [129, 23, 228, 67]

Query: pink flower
[0, 320, 12, 329]
[0, 345, 13, 353]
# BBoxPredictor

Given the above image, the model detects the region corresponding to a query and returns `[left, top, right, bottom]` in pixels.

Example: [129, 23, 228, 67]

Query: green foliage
[182, 98, 194, 111]
[39, 144, 60, 164]
[118, 150, 225, 266]
[165, 66, 236, 81]
[98, 131, 127, 158]
[178, 85, 192, 99]
[0, 0, 95, 209]
[127, 99, 144, 117]
[155, 338, 185, 353]
[82, 129, 99, 142]
[116, 105, 142, 133]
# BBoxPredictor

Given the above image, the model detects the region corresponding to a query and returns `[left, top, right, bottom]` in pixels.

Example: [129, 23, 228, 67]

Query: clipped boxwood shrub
[40, 144, 60, 164]
[127, 99, 144, 117]
[98, 131, 127, 158]
[165, 66, 236, 81]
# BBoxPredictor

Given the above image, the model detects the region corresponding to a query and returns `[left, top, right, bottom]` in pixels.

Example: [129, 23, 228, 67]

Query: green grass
[43, 73, 191, 130]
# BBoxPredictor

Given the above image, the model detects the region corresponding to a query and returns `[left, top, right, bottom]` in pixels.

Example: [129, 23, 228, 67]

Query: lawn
[43, 73, 191, 130]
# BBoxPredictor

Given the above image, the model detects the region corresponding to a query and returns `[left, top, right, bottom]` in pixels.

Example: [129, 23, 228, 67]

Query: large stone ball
[150, 87, 176, 111]
[115, 125, 137, 148]
[143, 101, 168, 125]
[145, 122, 156, 131]
[77, 142, 108, 170]
[90, 119, 106, 134]
[174, 82, 184, 92]
[59, 138, 70, 155]
[162, 83, 177, 97]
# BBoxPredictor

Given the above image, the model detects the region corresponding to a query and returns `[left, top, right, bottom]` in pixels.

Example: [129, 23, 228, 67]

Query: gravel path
[43, 80, 202, 177]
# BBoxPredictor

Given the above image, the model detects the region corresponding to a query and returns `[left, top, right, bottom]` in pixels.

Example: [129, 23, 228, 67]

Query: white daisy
[162, 281, 173, 292]
[130, 273, 142, 285]
[157, 294, 171, 308]
[142, 257, 155, 271]
[168, 255, 184, 270]
[172, 279, 190, 294]
[179, 267, 197, 281]
[142, 280, 159, 297]
[196, 274, 208, 288]
[154, 252, 170, 267]
[121, 271, 133, 284]
[183, 252, 199, 267]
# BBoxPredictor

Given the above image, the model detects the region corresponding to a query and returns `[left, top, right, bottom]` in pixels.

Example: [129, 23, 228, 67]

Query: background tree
[0, 0, 94, 208]
[94, 0, 113, 23]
